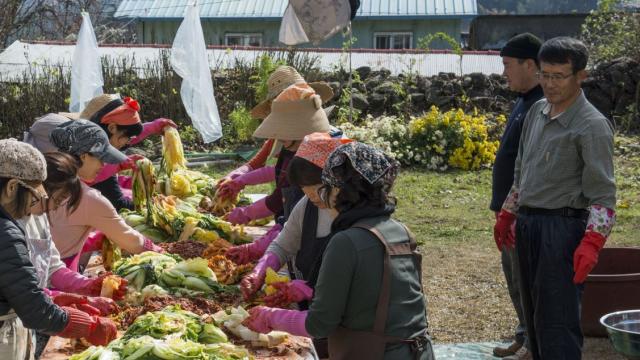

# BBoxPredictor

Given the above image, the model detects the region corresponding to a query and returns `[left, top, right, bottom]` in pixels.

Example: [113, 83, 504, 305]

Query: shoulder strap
[352, 222, 391, 335]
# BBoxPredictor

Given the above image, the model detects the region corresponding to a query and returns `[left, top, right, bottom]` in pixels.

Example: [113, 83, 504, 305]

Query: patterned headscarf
[322, 142, 399, 188]
[295, 132, 352, 169]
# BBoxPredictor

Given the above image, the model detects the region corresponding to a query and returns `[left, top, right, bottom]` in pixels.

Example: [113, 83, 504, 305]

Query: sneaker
[493, 341, 523, 357]
[504, 346, 532, 360]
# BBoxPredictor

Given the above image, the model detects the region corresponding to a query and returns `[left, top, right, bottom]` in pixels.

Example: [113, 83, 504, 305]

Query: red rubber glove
[118, 154, 145, 172]
[262, 280, 313, 307]
[494, 210, 517, 251]
[86, 296, 120, 316]
[52, 294, 101, 316]
[85, 273, 128, 300]
[86, 316, 118, 346]
[573, 231, 607, 284]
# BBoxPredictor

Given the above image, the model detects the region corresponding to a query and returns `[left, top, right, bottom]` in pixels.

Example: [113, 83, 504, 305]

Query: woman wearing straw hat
[243, 142, 434, 360]
[0, 139, 118, 359]
[224, 84, 332, 262]
[25, 93, 176, 211]
[216, 66, 335, 202]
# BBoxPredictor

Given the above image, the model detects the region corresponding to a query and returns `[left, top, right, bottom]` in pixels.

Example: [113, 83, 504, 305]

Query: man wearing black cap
[495, 37, 616, 359]
[490, 33, 543, 360]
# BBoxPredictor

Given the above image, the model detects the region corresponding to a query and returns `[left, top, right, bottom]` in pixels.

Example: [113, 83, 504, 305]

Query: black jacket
[0, 205, 68, 334]
[490, 85, 544, 211]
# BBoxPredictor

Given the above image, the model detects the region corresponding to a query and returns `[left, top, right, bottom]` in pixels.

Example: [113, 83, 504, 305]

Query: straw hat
[250, 66, 334, 119]
[58, 94, 122, 120]
[253, 94, 330, 141]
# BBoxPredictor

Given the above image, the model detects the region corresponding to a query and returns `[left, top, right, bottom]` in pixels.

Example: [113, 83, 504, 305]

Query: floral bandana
[322, 142, 399, 188]
[295, 132, 352, 169]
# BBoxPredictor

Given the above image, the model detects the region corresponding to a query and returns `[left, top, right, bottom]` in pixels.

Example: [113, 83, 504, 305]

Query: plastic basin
[582, 247, 640, 337]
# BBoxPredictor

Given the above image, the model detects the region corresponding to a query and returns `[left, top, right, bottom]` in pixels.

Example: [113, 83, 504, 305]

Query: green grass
[201, 135, 640, 247]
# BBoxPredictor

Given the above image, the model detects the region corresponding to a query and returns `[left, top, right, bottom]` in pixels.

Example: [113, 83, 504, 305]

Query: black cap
[49, 119, 128, 164]
[500, 33, 543, 60]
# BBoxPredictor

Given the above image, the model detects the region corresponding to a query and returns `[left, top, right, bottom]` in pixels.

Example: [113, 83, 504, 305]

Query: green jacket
[306, 213, 429, 359]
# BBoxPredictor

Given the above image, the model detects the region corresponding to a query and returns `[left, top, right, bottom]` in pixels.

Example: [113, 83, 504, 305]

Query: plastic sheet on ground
[434, 342, 503, 359]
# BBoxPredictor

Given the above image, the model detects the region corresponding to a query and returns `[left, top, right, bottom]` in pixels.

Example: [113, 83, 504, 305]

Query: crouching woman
[244, 142, 434, 360]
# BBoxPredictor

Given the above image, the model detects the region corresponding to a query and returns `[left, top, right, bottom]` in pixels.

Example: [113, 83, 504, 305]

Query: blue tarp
[434, 342, 504, 359]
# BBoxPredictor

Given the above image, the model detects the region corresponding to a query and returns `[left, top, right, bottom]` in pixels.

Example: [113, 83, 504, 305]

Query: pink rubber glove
[50, 267, 96, 296]
[243, 306, 309, 337]
[81, 231, 105, 254]
[263, 280, 313, 307]
[227, 224, 282, 265]
[130, 118, 177, 145]
[217, 165, 253, 186]
[217, 166, 276, 200]
[240, 252, 282, 300]
[117, 175, 133, 189]
[143, 238, 164, 253]
[226, 197, 274, 225]
[86, 155, 145, 186]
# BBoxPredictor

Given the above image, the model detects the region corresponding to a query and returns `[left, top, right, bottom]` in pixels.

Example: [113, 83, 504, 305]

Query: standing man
[494, 37, 616, 359]
[491, 33, 543, 360]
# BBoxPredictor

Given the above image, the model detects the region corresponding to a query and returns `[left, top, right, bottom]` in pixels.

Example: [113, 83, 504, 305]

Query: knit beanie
[500, 33, 543, 60]
[0, 139, 47, 182]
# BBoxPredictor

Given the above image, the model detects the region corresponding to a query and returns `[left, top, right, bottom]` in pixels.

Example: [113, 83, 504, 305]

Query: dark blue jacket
[490, 85, 544, 211]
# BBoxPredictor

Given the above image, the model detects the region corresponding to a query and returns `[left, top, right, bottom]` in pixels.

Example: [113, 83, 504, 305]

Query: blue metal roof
[114, 0, 477, 20]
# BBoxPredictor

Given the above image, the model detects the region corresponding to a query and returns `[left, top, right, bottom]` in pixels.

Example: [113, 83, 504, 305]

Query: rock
[416, 76, 432, 91]
[365, 75, 383, 91]
[470, 96, 493, 109]
[379, 68, 391, 79]
[462, 76, 473, 88]
[368, 93, 387, 112]
[356, 66, 372, 80]
[329, 81, 341, 93]
[351, 92, 370, 111]
[374, 81, 398, 95]
[469, 72, 489, 88]
[410, 93, 426, 104]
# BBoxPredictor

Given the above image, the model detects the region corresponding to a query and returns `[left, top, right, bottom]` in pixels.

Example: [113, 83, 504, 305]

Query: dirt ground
[422, 243, 624, 359]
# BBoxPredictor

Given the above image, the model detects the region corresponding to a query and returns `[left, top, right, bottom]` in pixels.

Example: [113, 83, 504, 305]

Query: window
[374, 32, 413, 49]
[225, 33, 263, 47]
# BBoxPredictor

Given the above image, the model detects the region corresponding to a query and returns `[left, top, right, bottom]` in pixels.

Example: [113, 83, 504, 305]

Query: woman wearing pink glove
[235, 133, 349, 358]
[83, 94, 176, 211]
[225, 84, 332, 230]
[216, 66, 335, 197]
[46, 125, 163, 273]
[243, 142, 434, 360]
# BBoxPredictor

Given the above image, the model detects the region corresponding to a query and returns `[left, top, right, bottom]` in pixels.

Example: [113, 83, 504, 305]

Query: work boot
[504, 346, 532, 360]
[493, 341, 523, 357]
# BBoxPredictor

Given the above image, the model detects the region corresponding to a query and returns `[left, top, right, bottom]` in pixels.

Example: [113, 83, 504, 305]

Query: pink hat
[295, 132, 352, 169]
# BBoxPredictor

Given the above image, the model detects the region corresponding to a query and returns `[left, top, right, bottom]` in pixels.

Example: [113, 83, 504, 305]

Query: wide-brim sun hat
[250, 65, 334, 119]
[253, 94, 331, 141]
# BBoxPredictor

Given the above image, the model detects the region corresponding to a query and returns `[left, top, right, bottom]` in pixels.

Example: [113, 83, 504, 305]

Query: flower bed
[341, 106, 506, 171]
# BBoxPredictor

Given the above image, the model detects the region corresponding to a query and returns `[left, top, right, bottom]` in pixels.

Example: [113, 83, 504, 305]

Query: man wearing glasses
[494, 37, 616, 359]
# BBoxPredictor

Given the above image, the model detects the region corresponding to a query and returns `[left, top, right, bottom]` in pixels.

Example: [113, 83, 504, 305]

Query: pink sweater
[49, 183, 147, 258]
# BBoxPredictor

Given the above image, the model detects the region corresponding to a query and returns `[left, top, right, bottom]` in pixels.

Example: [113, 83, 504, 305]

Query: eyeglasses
[536, 71, 575, 82]
[17, 181, 48, 207]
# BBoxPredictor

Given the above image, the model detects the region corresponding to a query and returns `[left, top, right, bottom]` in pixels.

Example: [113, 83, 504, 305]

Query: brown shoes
[493, 341, 523, 357]
[504, 346, 532, 360]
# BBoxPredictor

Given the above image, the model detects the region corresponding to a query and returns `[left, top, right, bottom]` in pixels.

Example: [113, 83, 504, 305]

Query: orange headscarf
[295, 132, 352, 169]
[100, 96, 141, 125]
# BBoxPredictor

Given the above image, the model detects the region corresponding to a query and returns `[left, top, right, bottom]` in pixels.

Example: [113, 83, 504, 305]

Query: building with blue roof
[114, 0, 477, 49]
